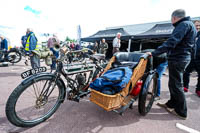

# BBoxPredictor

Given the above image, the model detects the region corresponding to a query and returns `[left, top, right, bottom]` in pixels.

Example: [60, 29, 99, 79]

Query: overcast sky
[0, 0, 199, 46]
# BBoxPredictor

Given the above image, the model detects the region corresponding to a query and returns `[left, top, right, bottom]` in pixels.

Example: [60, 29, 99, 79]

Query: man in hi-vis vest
[25, 28, 40, 68]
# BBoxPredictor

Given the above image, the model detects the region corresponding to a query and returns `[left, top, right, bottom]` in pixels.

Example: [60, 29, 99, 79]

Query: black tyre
[138, 71, 158, 116]
[7, 51, 22, 63]
[6, 75, 65, 127]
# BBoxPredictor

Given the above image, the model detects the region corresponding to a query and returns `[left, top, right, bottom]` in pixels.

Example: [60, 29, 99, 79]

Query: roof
[81, 28, 130, 42]
[89, 28, 129, 38]
[107, 21, 168, 36]
[81, 16, 200, 42]
[134, 23, 174, 39]
[107, 17, 200, 36]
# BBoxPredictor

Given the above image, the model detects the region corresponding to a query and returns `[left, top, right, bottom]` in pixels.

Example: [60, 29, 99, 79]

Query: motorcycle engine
[76, 73, 86, 86]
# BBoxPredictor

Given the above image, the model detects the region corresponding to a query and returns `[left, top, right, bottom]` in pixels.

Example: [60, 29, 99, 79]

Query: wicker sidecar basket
[90, 54, 148, 111]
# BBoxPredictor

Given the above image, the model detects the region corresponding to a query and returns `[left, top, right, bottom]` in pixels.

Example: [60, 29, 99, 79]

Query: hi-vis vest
[25, 33, 39, 51]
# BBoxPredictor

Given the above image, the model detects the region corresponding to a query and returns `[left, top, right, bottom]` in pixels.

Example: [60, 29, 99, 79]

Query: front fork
[33, 73, 61, 108]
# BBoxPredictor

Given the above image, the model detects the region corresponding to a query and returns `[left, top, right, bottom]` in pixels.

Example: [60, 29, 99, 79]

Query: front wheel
[138, 71, 158, 116]
[6, 75, 65, 127]
[7, 51, 22, 63]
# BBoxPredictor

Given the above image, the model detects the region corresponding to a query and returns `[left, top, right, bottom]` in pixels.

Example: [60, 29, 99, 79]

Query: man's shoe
[163, 72, 168, 76]
[196, 90, 200, 97]
[154, 96, 161, 101]
[157, 103, 169, 108]
[184, 87, 188, 92]
[157, 103, 174, 112]
[169, 109, 187, 120]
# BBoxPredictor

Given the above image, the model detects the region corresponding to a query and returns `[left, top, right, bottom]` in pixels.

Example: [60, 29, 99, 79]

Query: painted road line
[176, 123, 200, 133]
[11, 67, 27, 71]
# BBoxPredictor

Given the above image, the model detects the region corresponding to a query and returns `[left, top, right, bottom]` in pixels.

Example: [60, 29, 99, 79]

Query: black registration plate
[21, 67, 47, 79]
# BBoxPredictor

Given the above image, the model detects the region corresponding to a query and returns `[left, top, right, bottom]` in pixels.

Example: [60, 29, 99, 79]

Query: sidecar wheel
[138, 71, 158, 116]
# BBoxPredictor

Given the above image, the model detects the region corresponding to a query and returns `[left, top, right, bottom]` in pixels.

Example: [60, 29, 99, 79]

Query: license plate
[21, 67, 47, 79]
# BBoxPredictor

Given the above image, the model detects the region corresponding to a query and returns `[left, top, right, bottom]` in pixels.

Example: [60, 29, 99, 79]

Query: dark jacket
[0, 39, 8, 50]
[152, 17, 197, 61]
[99, 42, 108, 54]
[193, 31, 200, 60]
[27, 32, 38, 51]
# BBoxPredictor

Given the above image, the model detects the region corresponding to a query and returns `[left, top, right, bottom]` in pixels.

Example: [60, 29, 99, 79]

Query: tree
[65, 36, 76, 43]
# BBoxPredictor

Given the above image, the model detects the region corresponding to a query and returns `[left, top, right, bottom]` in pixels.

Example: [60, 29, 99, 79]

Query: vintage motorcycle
[6, 47, 158, 128]
[6, 48, 107, 127]
[0, 48, 22, 64]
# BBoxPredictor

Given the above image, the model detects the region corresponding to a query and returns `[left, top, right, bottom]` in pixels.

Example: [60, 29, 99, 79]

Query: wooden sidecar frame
[90, 52, 152, 111]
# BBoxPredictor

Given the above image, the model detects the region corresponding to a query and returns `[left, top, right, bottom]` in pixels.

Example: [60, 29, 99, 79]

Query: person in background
[0, 35, 8, 63]
[183, 20, 200, 97]
[142, 49, 168, 101]
[112, 32, 121, 54]
[70, 42, 75, 50]
[0, 35, 8, 61]
[47, 33, 60, 70]
[93, 41, 98, 53]
[87, 43, 92, 50]
[155, 61, 168, 100]
[86, 43, 93, 55]
[0, 35, 8, 50]
[99, 38, 108, 55]
[146, 9, 196, 119]
[75, 43, 81, 50]
[21, 33, 29, 65]
[25, 28, 40, 68]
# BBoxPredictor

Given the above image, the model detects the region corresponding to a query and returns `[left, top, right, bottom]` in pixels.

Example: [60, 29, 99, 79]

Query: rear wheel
[6, 75, 64, 127]
[138, 71, 158, 116]
[7, 51, 22, 63]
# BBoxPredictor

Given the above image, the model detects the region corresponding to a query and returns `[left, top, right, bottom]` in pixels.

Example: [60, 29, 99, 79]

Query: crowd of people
[19, 29, 110, 70]
[86, 38, 108, 55]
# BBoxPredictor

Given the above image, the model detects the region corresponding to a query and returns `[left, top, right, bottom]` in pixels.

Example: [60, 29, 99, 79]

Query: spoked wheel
[138, 71, 158, 116]
[7, 51, 22, 63]
[6, 75, 65, 127]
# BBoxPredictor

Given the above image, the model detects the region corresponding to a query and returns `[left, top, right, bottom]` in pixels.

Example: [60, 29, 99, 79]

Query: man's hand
[29, 53, 33, 56]
[146, 52, 152, 56]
